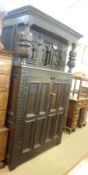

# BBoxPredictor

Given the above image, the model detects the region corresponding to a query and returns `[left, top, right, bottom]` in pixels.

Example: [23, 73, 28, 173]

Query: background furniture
[66, 73, 88, 132]
[0, 50, 12, 168]
[2, 6, 82, 170]
[66, 98, 88, 132]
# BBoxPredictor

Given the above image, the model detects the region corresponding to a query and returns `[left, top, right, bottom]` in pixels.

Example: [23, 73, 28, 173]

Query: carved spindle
[17, 24, 32, 60]
[67, 43, 77, 73]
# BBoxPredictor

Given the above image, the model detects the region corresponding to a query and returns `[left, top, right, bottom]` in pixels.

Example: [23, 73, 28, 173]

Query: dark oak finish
[2, 6, 82, 170]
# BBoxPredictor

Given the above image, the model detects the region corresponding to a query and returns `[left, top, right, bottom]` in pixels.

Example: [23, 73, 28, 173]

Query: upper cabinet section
[2, 6, 83, 72]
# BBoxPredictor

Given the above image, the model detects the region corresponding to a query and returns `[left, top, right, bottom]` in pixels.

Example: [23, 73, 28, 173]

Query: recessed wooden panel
[45, 114, 57, 141]
[22, 120, 36, 152]
[0, 92, 8, 110]
[54, 114, 63, 137]
[49, 82, 63, 113]
[0, 74, 10, 90]
[39, 82, 50, 116]
[34, 117, 47, 147]
[57, 83, 65, 108]
[26, 82, 40, 118]
[50, 83, 58, 112]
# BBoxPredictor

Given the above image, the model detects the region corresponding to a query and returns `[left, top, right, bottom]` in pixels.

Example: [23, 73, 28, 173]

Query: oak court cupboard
[2, 5, 82, 170]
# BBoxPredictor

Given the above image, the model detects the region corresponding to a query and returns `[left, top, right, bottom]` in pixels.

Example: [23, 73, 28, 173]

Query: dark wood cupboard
[2, 6, 82, 170]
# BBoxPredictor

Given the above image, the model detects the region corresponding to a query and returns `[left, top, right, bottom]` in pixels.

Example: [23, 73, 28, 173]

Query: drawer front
[0, 58, 12, 74]
[0, 74, 10, 90]
[0, 128, 8, 161]
[0, 92, 8, 110]
[0, 111, 6, 128]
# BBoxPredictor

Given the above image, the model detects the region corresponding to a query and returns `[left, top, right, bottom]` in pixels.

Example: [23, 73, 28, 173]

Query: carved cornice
[4, 5, 83, 43]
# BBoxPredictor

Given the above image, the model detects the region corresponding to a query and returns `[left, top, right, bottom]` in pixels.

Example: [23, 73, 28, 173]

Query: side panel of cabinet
[6, 66, 22, 170]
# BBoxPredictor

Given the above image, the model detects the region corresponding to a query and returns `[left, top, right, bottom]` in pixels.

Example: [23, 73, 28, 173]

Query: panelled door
[20, 76, 52, 161]
[45, 81, 65, 142]
[34, 81, 51, 147]
[22, 79, 41, 152]
[8, 69, 70, 170]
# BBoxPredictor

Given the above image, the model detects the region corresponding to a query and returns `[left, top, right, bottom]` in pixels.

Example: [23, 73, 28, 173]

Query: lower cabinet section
[6, 65, 71, 170]
[22, 114, 63, 153]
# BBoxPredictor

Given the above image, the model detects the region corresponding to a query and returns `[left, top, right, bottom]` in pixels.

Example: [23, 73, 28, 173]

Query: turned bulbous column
[67, 43, 77, 73]
[17, 24, 33, 60]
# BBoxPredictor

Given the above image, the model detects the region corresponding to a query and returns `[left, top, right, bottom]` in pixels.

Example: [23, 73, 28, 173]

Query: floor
[1, 125, 88, 175]
[65, 153, 88, 175]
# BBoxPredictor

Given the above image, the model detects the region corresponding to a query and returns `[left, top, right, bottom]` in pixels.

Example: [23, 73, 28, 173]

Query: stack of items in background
[0, 11, 12, 168]
[66, 72, 88, 133]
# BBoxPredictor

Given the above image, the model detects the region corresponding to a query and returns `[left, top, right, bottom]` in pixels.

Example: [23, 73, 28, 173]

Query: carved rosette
[67, 43, 77, 73]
